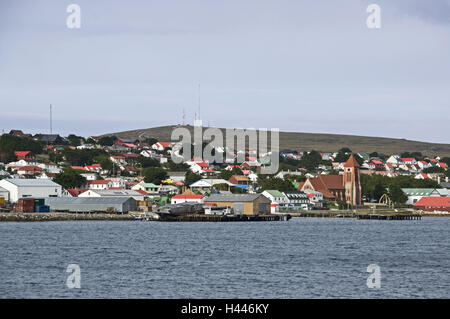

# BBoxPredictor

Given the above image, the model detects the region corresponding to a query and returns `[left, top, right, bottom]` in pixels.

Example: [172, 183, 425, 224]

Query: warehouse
[0, 179, 62, 203]
[204, 194, 271, 215]
[44, 197, 137, 213]
[78, 189, 146, 201]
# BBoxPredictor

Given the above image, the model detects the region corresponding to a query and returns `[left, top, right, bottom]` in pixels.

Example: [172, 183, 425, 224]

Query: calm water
[0, 218, 449, 298]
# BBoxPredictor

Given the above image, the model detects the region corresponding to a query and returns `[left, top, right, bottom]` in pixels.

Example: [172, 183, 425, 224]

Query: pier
[155, 214, 292, 222]
[278, 210, 422, 220]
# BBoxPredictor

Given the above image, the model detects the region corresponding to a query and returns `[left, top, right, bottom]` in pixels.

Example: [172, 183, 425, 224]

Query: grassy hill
[104, 125, 450, 157]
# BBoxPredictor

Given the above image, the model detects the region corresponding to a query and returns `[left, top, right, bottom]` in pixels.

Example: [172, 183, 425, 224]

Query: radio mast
[50, 104, 53, 134]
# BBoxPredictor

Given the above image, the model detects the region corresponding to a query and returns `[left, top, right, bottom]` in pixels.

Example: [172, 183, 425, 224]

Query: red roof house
[14, 151, 35, 160]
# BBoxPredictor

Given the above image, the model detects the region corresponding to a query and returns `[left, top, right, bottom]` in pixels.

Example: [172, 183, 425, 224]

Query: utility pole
[49, 104, 53, 134]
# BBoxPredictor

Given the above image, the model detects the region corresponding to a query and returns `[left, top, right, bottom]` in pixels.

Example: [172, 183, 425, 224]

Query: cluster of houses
[1, 129, 450, 214]
[281, 150, 449, 182]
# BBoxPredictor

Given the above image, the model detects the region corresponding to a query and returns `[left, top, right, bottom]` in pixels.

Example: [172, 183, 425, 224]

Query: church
[298, 155, 362, 206]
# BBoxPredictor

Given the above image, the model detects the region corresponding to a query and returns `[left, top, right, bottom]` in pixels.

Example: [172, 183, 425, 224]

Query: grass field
[104, 125, 450, 157]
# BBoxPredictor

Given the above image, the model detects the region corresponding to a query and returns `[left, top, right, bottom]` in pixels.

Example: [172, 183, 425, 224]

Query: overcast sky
[0, 0, 449, 143]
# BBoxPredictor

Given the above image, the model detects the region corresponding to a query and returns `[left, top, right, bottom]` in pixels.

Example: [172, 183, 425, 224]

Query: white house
[105, 177, 126, 189]
[170, 194, 205, 204]
[81, 173, 98, 181]
[151, 142, 173, 151]
[401, 188, 440, 205]
[87, 180, 113, 190]
[140, 150, 157, 158]
[132, 182, 160, 194]
[386, 155, 402, 166]
[0, 178, 62, 203]
[262, 190, 289, 213]
[187, 161, 210, 174]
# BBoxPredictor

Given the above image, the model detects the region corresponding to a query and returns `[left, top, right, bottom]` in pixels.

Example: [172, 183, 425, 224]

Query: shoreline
[0, 212, 134, 222]
[0, 212, 448, 222]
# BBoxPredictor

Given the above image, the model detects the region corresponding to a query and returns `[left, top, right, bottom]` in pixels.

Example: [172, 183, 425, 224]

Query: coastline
[0, 211, 448, 222]
[0, 212, 134, 222]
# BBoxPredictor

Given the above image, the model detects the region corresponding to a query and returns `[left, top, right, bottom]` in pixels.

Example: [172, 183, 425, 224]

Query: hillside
[103, 125, 450, 157]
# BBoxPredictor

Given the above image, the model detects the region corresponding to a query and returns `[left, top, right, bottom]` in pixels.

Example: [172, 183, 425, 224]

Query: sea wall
[0, 212, 134, 222]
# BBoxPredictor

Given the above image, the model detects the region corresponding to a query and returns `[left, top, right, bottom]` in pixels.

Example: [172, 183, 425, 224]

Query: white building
[261, 190, 289, 213]
[170, 194, 205, 204]
[0, 179, 62, 203]
[105, 177, 126, 189]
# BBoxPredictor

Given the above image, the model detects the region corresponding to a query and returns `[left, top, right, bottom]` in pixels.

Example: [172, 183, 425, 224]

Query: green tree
[0, 134, 44, 162]
[63, 149, 108, 166]
[257, 176, 296, 192]
[98, 136, 117, 146]
[137, 157, 161, 168]
[67, 134, 84, 147]
[53, 168, 86, 189]
[164, 160, 189, 171]
[143, 167, 168, 184]
[94, 155, 113, 171]
[184, 171, 202, 186]
[388, 185, 407, 205]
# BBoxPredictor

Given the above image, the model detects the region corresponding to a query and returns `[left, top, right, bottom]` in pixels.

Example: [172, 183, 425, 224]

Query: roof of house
[172, 194, 205, 200]
[67, 189, 88, 197]
[137, 182, 159, 188]
[82, 189, 144, 196]
[1, 178, 61, 187]
[45, 197, 135, 205]
[401, 188, 436, 196]
[88, 180, 110, 185]
[14, 151, 33, 157]
[190, 179, 233, 187]
[204, 193, 269, 202]
[414, 196, 450, 207]
[263, 190, 285, 197]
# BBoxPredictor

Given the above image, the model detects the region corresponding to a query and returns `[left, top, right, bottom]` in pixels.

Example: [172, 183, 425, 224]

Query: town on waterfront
[0, 127, 449, 221]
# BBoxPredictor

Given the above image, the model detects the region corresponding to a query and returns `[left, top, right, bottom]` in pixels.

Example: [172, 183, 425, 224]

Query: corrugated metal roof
[84, 190, 143, 196]
[1, 178, 61, 187]
[401, 188, 436, 196]
[44, 197, 134, 204]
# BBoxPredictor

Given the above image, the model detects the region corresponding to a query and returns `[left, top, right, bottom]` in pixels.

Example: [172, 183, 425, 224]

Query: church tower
[343, 155, 361, 206]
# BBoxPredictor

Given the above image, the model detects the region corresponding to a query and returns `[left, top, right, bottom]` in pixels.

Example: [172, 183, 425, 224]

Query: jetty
[155, 213, 291, 222]
[278, 210, 422, 220]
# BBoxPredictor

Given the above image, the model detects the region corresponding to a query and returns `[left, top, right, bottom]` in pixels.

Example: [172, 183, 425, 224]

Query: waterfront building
[44, 197, 137, 213]
[0, 178, 62, 203]
[203, 193, 271, 215]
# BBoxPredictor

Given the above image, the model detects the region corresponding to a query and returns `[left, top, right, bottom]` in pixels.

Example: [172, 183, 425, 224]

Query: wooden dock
[156, 214, 292, 222]
[279, 211, 421, 220]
